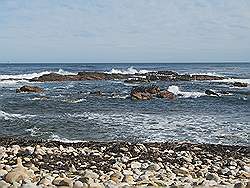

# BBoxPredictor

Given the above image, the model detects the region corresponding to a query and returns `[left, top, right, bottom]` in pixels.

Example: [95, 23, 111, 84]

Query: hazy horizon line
[0, 61, 249, 64]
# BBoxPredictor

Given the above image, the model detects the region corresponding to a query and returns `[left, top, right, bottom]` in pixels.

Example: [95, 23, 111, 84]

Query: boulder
[156, 90, 176, 100]
[145, 85, 160, 94]
[205, 90, 220, 97]
[130, 86, 157, 100]
[233, 82, 248, 87]
[4, 158, 33, 184]
[16, 85, 44, 93]
[90, 90, 103, 96]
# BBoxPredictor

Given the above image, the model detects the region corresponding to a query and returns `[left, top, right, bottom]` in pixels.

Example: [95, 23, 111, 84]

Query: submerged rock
[205, 89, 220, 97]
[233, 82, 248, 87]
[16, 85, 44, 93]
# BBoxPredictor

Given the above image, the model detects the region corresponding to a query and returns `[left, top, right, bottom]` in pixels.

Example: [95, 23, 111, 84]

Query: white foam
[56, 69, 77, 76]
[0, 69, 77, 84]
[26, 126, 40, 136]
[50, 134, 83, 143]
[105, 67, 151, 75]
[167, 85, 206, 98]
[190, 72, 224, 77]
[62, 98, 86, 104]
[0, 110, 36, 120]
[107, 94, 129, 99]
[212, 78, 250, 85]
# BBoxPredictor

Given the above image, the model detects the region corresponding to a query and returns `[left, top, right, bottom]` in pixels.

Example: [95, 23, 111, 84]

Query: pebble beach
[0, 138, 249, 188]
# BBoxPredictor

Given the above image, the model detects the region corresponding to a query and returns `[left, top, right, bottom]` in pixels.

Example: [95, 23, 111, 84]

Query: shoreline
[0, 137, 249, 187]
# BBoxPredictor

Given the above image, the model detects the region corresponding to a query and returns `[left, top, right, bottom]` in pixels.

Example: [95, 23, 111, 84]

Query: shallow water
[0, 63, 249, 145]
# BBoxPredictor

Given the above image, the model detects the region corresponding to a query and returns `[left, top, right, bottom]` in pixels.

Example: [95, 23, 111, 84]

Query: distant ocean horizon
[0, 63, 249, 145]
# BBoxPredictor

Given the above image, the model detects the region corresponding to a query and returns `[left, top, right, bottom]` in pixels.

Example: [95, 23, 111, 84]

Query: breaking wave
[50, 134, 83, 143]
[212, 78, 250, 85]
[105, 67, 151, 75]
[168, 85, 206, 98]
[0, 69, 77, 84]
[62, 98, 86, 104]
[190, 72, 224, 77]
[0, 110, 36, 120]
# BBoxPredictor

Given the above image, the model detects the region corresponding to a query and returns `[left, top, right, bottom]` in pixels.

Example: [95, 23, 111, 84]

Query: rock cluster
[16, 85, 44, 93]
[131, 86, 175, 100]
[0, 138, 249, 188]
[233, 82, 248, 87]
[28, 71, 224, 83]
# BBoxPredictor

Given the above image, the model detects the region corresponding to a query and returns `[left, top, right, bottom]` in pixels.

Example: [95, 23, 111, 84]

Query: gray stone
[131, 161, 141, 169]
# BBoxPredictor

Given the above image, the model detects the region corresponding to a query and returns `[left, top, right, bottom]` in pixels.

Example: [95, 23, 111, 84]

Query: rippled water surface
[0, 63, 249, 145]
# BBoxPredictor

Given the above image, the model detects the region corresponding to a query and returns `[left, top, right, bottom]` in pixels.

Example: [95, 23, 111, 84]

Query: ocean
[0, 63, 249, 145]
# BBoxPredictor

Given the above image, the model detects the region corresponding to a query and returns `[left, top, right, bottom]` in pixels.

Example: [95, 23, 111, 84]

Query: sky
[0, 0, 250, 63]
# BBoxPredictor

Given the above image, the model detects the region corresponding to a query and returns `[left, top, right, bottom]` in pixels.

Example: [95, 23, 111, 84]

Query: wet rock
[205, 89, 220, 97]
[90, 90, 103, 96]
[130, 87, 152, 100]
[156, 90, 176, 100]
[16, 85, 44, 93]
[233, 82, 248, 87]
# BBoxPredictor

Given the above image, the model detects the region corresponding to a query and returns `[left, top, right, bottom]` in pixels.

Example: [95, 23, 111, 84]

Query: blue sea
[0, 63, 249, 145]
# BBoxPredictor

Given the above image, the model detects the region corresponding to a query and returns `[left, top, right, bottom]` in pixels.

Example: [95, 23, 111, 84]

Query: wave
[26, 126, 40, 136]
[212, 78, 250, 85]
[105, 67, 151, 75]
[62, 98, 86, 104]
[167, 85, 206, 98]
[0, 110, 36, 120]
[107, 94, 129, 99]
[0, 69, 77, 84]
[190, 72, 224, 77]
[49, 134, 83, 143]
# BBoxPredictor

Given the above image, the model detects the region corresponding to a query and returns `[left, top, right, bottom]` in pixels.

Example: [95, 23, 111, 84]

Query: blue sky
[0, 0, 250, 62]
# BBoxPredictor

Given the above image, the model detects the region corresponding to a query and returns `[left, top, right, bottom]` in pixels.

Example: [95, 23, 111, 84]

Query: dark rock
[233, 82, 248, 87]
[130, 85, 175, 100]
[191, 75, 224, 81]
[90, 90, 103, 96]
[145, 85, 161, 94]
[16, 85, 44, 93]
[205, 90, 220, 97]
[130, 86, 156, 100]
[29, 70, 224, 83]
[156, 90, 176, 100]
[30, 73, 80, 82]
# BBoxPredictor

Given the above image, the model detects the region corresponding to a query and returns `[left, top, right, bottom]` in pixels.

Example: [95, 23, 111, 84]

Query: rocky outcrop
[131, 86, 153, 100]
[131, 85, 175, 100]
[205, 89, 220, 97]
[29, 71, 224, 83]
[16, 85, 44, 93]
[90, 90, 103, 96]
[233, 82, 248, 87]
[156, 90, 176, 100]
